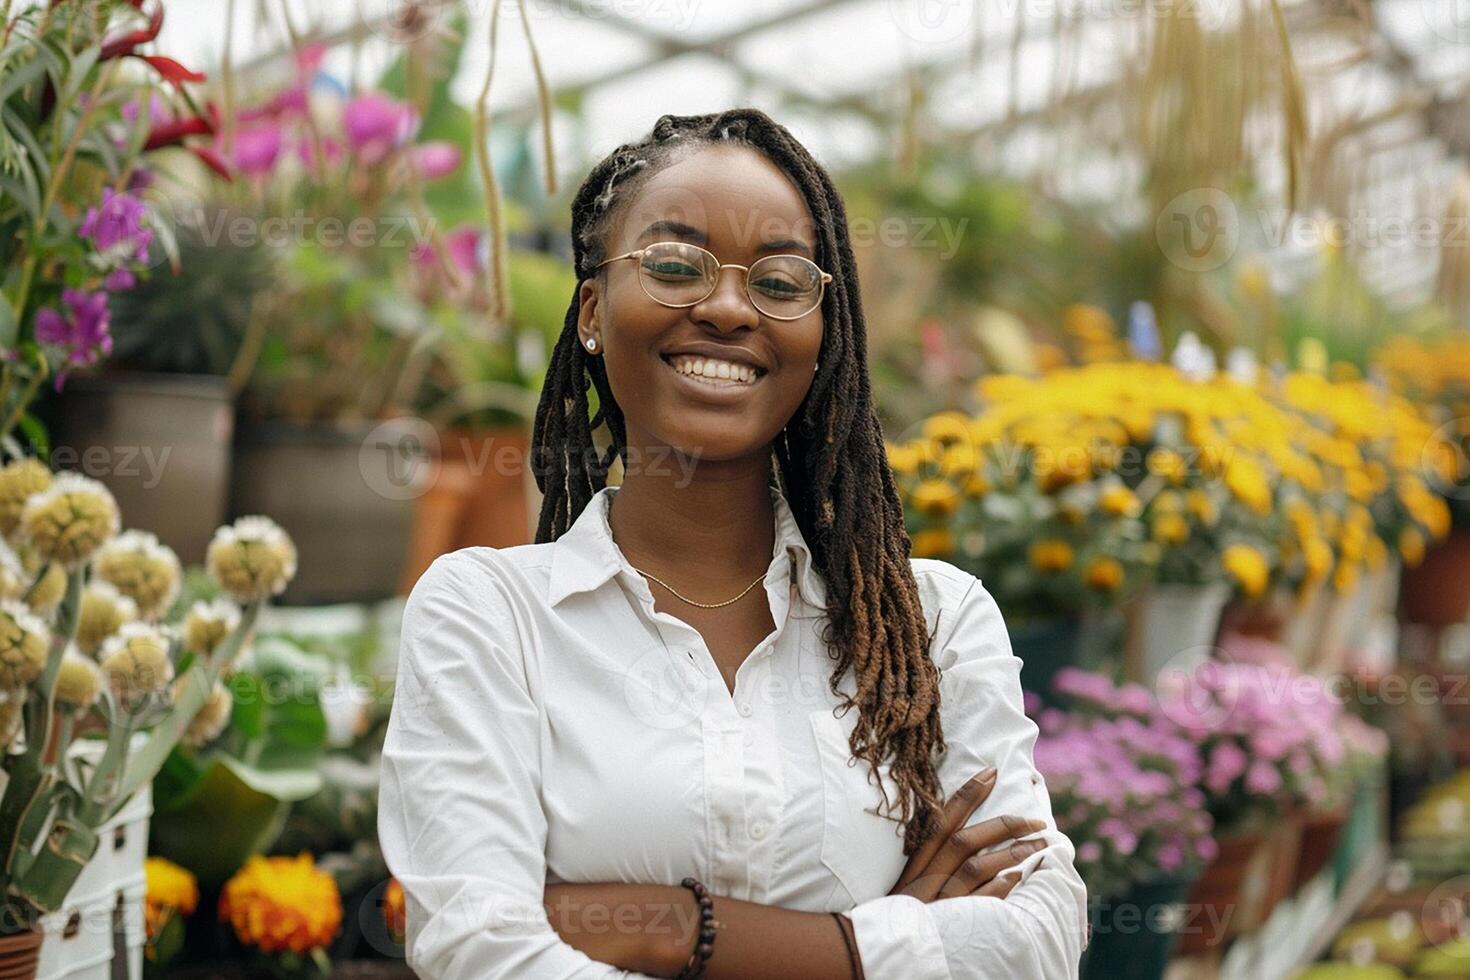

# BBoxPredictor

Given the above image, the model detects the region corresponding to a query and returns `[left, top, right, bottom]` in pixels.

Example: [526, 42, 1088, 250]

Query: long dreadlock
[530, 108, 947, 855]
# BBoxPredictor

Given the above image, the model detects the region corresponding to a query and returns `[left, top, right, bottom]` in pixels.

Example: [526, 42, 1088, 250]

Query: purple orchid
[34, 290, 113, 392]
[79, 187, 153, 266]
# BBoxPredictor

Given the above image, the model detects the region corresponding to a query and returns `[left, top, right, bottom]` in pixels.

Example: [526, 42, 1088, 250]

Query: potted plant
[1030, 670, 1215, 980]
[0, 454, 298, 977]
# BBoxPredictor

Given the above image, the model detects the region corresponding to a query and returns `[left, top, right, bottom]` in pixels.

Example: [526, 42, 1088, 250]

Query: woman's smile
[660, 348, 770, 402]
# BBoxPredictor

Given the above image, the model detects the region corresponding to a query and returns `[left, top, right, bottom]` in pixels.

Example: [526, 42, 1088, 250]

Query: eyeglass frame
[594, 241, 833, 321]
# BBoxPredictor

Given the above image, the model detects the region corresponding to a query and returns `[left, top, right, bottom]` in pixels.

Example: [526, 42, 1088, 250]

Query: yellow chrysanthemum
[886, 442, 922, 477]
[1083, 556, 1125, 591]
[1146, 448, 1187, 485]
[146, 857, 198, 942]
[54, 647, 102, 711]
[94, 530, 182, 620]
[1029, 539, 1075, 572]
[218, 853, 342, 955]
[1302, 536, 1334, 584]
[1186, 489, 1217, 525]
[0, 598, 50, 689]
[206, 517, 298, 604]
[910, 479, 961, 518]
[76, 581, 139, 657]
[1152, 512, 1190, 545]
[1222, 544, 1270, 598]
[0, 458, 51, 538]
[17, 472, 120, 569]
[1223, 457, 1273, 516]
[1098, 485, 1141, 518]
[1400, 527, 1427, 568]
[98, 622, 174, 707]
[910, 528, 955, 559]
[1332, 561, 1360, 594]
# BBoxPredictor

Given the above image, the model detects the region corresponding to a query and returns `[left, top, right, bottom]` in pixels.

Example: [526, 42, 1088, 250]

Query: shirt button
[750, 820, 769, 840]
[738, 703, 753, 718]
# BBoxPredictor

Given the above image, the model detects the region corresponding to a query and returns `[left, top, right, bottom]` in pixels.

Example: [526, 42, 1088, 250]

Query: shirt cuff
[846, 894, 950, 980]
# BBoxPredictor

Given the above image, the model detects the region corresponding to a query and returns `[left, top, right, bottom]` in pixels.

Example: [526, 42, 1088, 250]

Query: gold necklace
[630, 563, 768, 609]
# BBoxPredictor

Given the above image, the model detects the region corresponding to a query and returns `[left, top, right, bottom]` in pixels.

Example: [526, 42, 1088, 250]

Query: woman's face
[578, 143, 825, 463]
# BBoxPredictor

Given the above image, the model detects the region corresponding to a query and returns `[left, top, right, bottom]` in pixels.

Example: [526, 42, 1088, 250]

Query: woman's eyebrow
[637, 218, 814, 256]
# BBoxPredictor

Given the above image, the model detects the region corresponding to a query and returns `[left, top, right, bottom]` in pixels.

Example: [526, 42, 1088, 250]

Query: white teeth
[668, 355, 760, 385]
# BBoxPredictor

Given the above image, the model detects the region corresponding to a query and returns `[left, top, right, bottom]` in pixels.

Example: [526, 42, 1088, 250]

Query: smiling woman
[378, 108, 1089, 980]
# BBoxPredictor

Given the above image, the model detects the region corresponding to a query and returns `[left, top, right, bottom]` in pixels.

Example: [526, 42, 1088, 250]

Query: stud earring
[585, 337, 598, 352]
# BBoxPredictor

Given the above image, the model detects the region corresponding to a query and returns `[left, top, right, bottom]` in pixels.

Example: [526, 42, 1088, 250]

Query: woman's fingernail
[980, 767, 997, 782]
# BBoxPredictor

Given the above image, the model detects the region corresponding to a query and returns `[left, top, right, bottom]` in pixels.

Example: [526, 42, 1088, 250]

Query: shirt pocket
[809, 708, 910, 906]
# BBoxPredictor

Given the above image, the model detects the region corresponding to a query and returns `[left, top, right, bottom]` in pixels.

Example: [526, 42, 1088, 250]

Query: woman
[379, 108, 1088, 979]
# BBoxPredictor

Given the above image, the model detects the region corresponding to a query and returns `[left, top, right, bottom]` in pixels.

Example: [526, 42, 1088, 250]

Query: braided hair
[531, 108, 946, 854]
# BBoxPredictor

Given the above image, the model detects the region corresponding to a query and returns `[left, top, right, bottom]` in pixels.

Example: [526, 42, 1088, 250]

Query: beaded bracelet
[674, 876, 717, 980]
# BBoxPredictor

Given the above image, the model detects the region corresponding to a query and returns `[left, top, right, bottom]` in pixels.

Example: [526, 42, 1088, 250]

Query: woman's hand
[887, 767, 1048, 903]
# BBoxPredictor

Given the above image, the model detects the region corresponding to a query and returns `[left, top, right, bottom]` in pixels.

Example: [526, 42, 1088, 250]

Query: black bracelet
[831, 912, 860, 980]
[674, 876, 717, 980]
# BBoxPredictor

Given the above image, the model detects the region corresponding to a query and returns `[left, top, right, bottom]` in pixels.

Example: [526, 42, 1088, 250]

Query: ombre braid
[531, 108, 947, 854]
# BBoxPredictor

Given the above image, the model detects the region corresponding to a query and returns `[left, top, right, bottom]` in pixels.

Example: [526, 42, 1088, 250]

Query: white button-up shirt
[378, 482, 1089, 979]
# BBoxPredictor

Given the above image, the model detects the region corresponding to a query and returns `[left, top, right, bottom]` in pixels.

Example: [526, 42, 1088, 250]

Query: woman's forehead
[617, 144, 816, 250]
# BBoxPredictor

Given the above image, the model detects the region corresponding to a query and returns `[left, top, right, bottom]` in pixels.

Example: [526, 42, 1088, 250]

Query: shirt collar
[548, 483, 826, 609]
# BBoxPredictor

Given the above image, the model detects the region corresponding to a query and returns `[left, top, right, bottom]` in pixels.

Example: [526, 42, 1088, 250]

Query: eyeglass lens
[638, 242, 822, 318]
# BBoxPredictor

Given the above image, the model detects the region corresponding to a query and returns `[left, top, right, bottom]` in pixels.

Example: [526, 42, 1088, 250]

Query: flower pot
[1336, 775, 1386, 892]
[1080, 870, 1200, 980]
[396, 425, 533, 595]
[43, 371, 234, 566]
[0, 929, 43, 980]
[1174, 829, 1273, 958]
[1134, 582, 1232, 685]
[1292, 806, 1349, 891]
[1008, 616, 1084, 702]
[1255, 811, 1304, 924]
[1283, 582, 1331, 667]
[231, 418, 431, 605]
[1401, 527, 1470, 628]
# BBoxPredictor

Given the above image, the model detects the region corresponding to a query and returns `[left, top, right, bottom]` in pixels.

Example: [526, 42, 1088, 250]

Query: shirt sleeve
[377, 553, 657, 980]
[844, 572, 1090, 980]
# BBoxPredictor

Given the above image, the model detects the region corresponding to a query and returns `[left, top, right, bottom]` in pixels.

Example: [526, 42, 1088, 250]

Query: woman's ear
[576, 278, 602, 354]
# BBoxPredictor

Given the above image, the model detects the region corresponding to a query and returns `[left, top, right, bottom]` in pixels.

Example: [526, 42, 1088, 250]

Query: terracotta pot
[1400, 527, 1470, 628]
[1256, 811, 1304, 922]
[1292, 806, 1348, 891]
[0, 928, 42, 980]
[1175, 829, 1275, 958]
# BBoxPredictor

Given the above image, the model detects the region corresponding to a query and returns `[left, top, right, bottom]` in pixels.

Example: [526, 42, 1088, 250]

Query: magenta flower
[34, 290, 113, 392]
[79, 188, 153, 264]
[231, 123, 285, 176]
[296, 134, 344, 170]
[409, 141, 461, 181]
[445, 226, 486, 276]
[342, 93, 419, 164]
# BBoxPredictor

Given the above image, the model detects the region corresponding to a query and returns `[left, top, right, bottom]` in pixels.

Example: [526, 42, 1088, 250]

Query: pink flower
[34, 290, 112, 392]
[342, 93, 418, 164]
[1244, 759, 1282, 796]
[410, 141, 461, 181]
[230, 123, 284, 176]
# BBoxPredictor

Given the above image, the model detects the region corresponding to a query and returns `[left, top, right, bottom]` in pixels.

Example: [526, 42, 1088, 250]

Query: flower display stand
[1008, 615, 1084, 701]
[1174, 829, 1273, 959]
[33, 740, 152, 980]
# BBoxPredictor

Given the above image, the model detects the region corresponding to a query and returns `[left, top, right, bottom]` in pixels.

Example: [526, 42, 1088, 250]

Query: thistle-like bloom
[76, 580, 140, 656]
[206, 517, 297, 603]
[18, 472, 121, 569]
[22, 560, 67, 616]
[54, 646, 103, 712]
[0, 458, 51, 538]
[179, 680, 232, 749]
[98, 621, 174, 708]
[94, 529, 182, 620]
[0, 598, 51, 689]
[218, 853, 342, 955]
[0, 539, 27, 601]
[180, 597, 243, 663]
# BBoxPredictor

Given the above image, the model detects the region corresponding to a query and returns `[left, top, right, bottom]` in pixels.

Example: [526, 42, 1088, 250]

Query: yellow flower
[1098, 485, 1141, 518]
[1084, 557, 1125, 591]
[94, 530, 181, 620]
[0, 458, 50, 538]
[1222, 544, 1270, 598]
[384, 878, 406, 945]
[1152, 512, 1190, 545]
[54, 647, 102, 712]
[20, 552, 65, 616]
[98, 622, 174, 707]
[76, 581, 139, 657]
[146, 857, 198, 943]
[910, 527, 955, 559]
[1365, 535, 1388, 571]
[1224, 457, 1273, 516]
[1332, 561, 1360, 593]
[17, 472, 120, 569]
[1029, 539, 1075, 572]
[1302, 536, 1334, 584]
[1187, 489, 1217, 525]
[0, 598, 50, 689]
[962, 471, 991, 497]
[218, 853, 342, 955]
[910, 479, 961, 517]
[886, 442, 922, 477]
[206, 517, 298, 604]
[1400, 527, 1427, 568]
[1146, 448, 1187, 485]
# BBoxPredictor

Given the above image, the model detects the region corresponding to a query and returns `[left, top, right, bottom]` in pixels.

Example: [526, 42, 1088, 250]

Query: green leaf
[228, 671, 267, 740]
[62, 43, 100, 103]
[251, 636, 332, 687]
[220, 754, 322, 801]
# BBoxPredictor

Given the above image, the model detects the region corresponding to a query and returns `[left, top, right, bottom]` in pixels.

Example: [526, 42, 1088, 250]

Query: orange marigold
[219, 853, 342, 955]
[384, 878, 406, 944]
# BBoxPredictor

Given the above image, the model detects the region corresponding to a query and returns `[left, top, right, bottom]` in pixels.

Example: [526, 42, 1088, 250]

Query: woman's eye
[753, 277, 803, 297]
[646, 261, 702, 279]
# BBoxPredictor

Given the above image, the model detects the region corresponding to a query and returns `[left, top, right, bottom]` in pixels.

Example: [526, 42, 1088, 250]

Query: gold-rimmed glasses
[595, 240, 831, 321]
